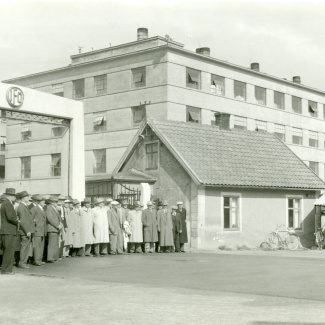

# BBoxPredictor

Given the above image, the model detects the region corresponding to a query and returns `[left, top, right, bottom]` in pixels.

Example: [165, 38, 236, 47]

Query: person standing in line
[127, 202, 143, 253]
[71, 199, 85, 257]
[108, 201, 125, 255]
[16, 191, 35, 269]
[0, 194, 6, 268]
[0, 188, 19, 275]
[120, 200, 129, 252]
[81, 198, 94, 257]
[142, 201, 158, 253]
[157, 200, 174, 253]
[103, 198, 113, 212]
[46, 196, 62, 263]
[171, 206, 182, 252]
[63, 199, 74, 257]
[92, 198, 109, 257]
[176, 201, 188, 253]
[31, 195, 46, 266]
[57, 196, 68, 259]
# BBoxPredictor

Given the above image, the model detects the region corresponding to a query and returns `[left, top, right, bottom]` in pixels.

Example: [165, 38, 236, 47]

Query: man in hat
[0, 188, 19, 274]
[92, 198, 109, 256]
[0, 193, 7, 266]
[57, 195, 68, 259]
[127, 201, 143, 253]
[31, 195, 46, 266]
[63, 199, 73, 257]
[108, 201, 125, 255]
[70, 199, 85, 257]
[171, 206, 182, 252]
[176, 202, 188, 253]
[157, 200, 174, 253]
[46, 196, 63, 263]
[28, 194, 39, 211]
[103, 198, 113, 212]
[81, 198, 94, 256]
[17, 191, 35, 269]
[142, 201, 158, 253]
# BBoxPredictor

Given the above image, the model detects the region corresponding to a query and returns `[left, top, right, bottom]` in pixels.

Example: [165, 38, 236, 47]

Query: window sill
[223, 228, 240, 232]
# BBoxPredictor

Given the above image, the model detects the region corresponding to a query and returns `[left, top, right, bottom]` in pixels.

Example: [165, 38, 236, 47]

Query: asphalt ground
[1, 250, 325, 325]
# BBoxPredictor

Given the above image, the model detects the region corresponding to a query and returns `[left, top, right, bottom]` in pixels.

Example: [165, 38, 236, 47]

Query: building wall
[204, 187, 317, 248]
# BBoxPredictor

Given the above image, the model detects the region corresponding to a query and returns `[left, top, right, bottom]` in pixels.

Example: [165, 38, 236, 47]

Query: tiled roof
[145, 119, 325, 189]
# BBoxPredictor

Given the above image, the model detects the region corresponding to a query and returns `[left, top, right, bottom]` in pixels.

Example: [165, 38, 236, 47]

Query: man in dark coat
[0, 188, 19, 275]
[46, 197, 62, 263]
[108, 201, 125, 255]
[172, 206, 182, 252]
[142, 201, 158, 253]
[176, 201, 188, 253]
[31, 195, 46, 266]
[17, 191, 35, 269]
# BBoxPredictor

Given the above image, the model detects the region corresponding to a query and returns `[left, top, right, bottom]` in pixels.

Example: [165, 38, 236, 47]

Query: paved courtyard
[1, 250, 325, 325]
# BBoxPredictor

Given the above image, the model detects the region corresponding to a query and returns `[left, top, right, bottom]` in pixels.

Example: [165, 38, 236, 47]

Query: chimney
[196, 47, 210, 56]
[214, 112, 230, 130]
[292, 76, 301, 84]
[250, 62, 260, 72]
[137, 28, 148, 41]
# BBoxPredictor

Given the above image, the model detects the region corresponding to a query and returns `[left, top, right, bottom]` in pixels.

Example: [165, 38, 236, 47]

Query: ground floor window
[288, 197, 302, 230]
[223, 195, 240, 230]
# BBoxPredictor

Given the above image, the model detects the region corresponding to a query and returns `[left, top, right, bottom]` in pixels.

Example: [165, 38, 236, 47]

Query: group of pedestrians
[0, 187, 188, 275]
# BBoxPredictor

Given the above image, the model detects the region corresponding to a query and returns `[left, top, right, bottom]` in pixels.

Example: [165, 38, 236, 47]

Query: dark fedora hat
[83, 198, 91, 204]
[4, 188, 16, 196]
[48, 196, 58, 203]
[17, 191, 30, 199]
[33, 195, 45, 202]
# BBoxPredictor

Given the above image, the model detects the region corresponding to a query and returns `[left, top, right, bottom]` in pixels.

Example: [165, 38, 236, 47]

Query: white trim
[286, 195, 304, 232]
[221, 192, 242, 233]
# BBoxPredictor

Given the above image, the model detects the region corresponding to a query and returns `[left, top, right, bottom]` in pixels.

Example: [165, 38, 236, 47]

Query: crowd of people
[0, 188, 188, 275]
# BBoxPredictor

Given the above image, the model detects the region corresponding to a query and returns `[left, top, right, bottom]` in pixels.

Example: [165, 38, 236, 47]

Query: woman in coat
[176, 201, 188, 252]
[141, 201, 158, 253]
[127, 201, 143, 253]
[157, 200, 174, 253]
[63, 199, 74, 257]
[92, 198, 109, 256]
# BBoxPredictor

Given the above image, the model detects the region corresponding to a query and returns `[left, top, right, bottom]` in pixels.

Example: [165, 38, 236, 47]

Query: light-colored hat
[134, 201, 143, 207]
[64, 199, 71, 203]
[94, 198, 105, 205]
[111, 200, 120, 206]
[106, 198, 113, 202]
[147, 201, 153, 206]
[171, 205, 178, 210]
[177, 201, 183, 205]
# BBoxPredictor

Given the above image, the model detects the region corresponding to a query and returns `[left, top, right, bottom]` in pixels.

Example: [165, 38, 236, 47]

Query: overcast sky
[1, 0, 325, 91]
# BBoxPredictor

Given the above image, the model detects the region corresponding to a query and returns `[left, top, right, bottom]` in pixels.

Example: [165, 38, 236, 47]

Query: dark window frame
[145, 141, 159, 170]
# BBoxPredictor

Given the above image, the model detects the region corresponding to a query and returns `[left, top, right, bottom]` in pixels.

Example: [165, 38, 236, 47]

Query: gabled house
[114, 118, 325, 248]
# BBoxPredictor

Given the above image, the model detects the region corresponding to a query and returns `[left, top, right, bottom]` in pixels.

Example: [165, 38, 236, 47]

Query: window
[93, 112, 107, 132]
[234, 116, 247, 130]
[186, 106, 201, 123]
[292, 128, 302, 145]
[51, 154, 61, 177]
[234, 81, 246, 101]
[52, 126, 67, 137]
[309, 161, 319, 175]
[52, 83, 64, 97]
[0, 166, 4, 179]
[308, 131, 318, 147]
[274, 91, 285, 109]
[223, 196, 240, 230]
[21, 156, 31, 179]
[255, 120, 267, 132]
[145, 142, 159, 169]
[21, 123, 31, 141]
[132, 105, 146, 125]
[131, 67, 146, 88]
[308, 100, 317, 118]
[73, 79, 85, 99]
[211, 75, 225, 95]
[255, 86, 266, 105]
[292, 96, 302, 114]
[288, 198, 302, 229]
[323, 104, 325, 120]
[94, 75, 107, 95]
[0, 138, 6, 151]
[274, 124, 285, 142]
[92, 149, 106, 174]
[186, 67, 201, 90]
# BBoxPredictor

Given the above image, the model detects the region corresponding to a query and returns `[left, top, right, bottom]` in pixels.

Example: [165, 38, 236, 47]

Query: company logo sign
[6, 87, 24, 108]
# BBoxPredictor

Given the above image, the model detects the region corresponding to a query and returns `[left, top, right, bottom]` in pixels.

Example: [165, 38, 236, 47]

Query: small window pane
[274, 124, 285, 142]
[94, 75, 107, 95]
[308, 131, 318, 147]
[21, 156, 31, 179]
[211, 75, 225, 95]
[92, 149, 106, 174]
[186, 106, 201, 123]
[292, 96, 302, 114]
[132, 105, 146, 125]
[186, 67, 201, 90]
[73, 79, 85, 99]
[292, 128, 302, 145]
[234, 116, 247, 130]
[51, 154, 61, 177]
[256, 120, 267, 131]
[93, 112, 107, 132]
[234, 81, 246, 101]
[146, 142, 158, 169]
[274, 91, 284, 109]
[308, 100, 317, 118]
[309, 161, 319, 175]
[52, 83, 64, 97]
[132, 67, 146, 88]
[255, 86, 266, 105]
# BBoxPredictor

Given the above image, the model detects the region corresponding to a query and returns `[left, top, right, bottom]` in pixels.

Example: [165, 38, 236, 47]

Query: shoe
[110, 252, 116, 255]
[34, 263, 42, 266]
[41, 262, 46, 265]
[181, 251, 186, 253]
[18, 264, 30, 269]
[58, 258, 62, 261]
[1, 271, 15, 275]
[165, 250, 170, 253]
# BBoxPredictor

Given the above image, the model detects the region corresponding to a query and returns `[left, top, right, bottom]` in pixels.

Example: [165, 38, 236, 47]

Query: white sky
[1, 0, 325, 90]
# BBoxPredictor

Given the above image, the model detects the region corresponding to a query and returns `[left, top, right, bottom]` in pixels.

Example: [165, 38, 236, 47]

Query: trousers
[144, 242, 155, 253]
[33, 236, 45, 264]
[1, 234, 16, 273]
[109, 229, 123, 254]
[85, 244, 92, 256]
[47, 232, 59, 261]
[20, 235, 31, 266]
[129, 242, 142, 253]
